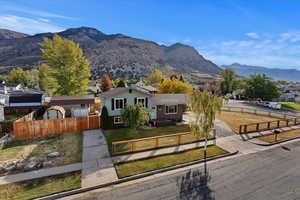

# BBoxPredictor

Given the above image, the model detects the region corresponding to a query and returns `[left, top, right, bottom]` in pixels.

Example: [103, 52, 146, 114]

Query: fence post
[277, 120, 280, 128]
[131, 142, 134, 152]
[294, 118, 297, 125]
[239, 125, 242, 134]
[155, 138, 159, 148]
[213, 129, 216, 145]
[256, 123, 259, 131]
[112, 143, 115, 155]
[267, 122, 271, 129]
[244, 125, 247, 133]
[286, 119, 289, 126]
[178, 135, 181, 145]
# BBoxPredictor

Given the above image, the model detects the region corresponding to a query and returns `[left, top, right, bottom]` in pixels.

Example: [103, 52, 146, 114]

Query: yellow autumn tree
[158, 79, 193, 94]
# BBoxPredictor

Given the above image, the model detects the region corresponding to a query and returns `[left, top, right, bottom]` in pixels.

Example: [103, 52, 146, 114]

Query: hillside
[0, 29, 29, 40]
[222, 63, 300, 82]
[0, 27, 221, 79]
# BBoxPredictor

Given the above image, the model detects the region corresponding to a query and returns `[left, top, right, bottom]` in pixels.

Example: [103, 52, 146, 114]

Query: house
[137, 85, 158, 94]
[100, 86, 187, 127]
[0, 82, 22, 94]
[49, 95, 95, 116]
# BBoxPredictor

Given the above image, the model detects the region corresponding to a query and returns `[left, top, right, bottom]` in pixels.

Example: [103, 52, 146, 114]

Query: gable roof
[101, 86, 151, 98]
[151, 94, 188, 105]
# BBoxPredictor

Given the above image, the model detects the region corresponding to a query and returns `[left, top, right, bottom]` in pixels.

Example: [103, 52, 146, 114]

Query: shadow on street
[176, 162, 214, 200]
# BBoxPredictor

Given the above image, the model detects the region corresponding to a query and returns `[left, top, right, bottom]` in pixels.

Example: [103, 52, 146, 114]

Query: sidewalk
[112, 139, 216, 163]
[81, 129, 118, 188]
[0, 163, 81, 185]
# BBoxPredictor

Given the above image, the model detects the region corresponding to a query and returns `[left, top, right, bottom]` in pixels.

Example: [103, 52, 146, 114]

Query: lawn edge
[36, 150, 238, 200]
[250, 135, 300, 146]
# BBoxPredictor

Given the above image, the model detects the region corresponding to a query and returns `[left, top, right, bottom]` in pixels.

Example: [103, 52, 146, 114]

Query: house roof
[9, 90, 43, 103]
[101, 86, 151, 98]
[138, 85, 157, 92]
[151, 94, 188, 105]
[49, 95, 95, 105]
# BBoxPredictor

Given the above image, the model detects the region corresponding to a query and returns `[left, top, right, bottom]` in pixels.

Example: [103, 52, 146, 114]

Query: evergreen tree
[40, 34, 90, 96]
[100, 106, 112, 129]
[179, 75, 185, 82]
[121, 104, 150, 129]
[116, 79, 126, 87]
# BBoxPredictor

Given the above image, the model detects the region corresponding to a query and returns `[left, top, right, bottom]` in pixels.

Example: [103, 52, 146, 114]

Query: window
[166, 105, 177, 114]
[137, 97, 145, 107]
[114, 116, 123, 124]
[115, 98, 124, 110]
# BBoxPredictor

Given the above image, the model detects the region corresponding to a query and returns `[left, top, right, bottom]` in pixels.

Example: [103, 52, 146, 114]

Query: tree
[220, 68, 237, 95]
[101, 73, 113, 92]
[4, 68, 39, 88]
[158, 79, 193, 94]
[100, 106, 112, 129]
[244, 74, 279, 101]
[179, 75, 185, 82]
[148, 69, 165, 85]
[170, 74, 178, 80]
[121, 104, 150, 129]
[189, 89, 223, 160]
[40, 34, 90, 96]
[116, 79, 126, 87]
[39, 64, 58, 95]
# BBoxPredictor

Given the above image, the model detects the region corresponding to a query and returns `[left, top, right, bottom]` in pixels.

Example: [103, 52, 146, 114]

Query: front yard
[216, 111, 281, 133]
[0, 132, 82, 176]
[103, 125, 212, 154]
[115, 145, 228, 178]
[0, 171, 81, 200]
[256, 129, 300, 143]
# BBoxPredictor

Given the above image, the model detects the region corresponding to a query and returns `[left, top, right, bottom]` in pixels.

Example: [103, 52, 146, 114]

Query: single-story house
[49, 95, 95, 116]
[100, 86, 188, 127]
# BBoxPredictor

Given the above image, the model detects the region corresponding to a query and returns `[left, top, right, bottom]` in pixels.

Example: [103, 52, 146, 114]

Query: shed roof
[49, 95, 95, 105]
[151, 94, 188, 105]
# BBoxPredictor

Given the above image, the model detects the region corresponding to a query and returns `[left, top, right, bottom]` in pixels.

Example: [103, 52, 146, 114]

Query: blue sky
[1, 0, 300, 69]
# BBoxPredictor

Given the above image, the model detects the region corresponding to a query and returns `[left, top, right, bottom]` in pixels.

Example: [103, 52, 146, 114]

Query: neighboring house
[49, 95, 95, 116]
[100, 86, 187, 127]
[43, 106, 65, 120]
[276, 92, 298, 102]
[137, 85, 158, 94]
[0, 82, 22, 94]
[8, 90, 44, 107]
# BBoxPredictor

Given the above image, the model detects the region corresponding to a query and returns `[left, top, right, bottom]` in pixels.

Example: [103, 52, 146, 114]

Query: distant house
[0, 82, 22, 94]
[100, 86, 187, 127]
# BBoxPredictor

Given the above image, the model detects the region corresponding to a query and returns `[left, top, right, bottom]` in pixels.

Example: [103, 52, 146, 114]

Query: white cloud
[246, 32, 259, 39]
[0, 15, 64, 34]
[279, 31, 300, 43]
[197, 31, 300, 68]
[0, 4, 76, 20]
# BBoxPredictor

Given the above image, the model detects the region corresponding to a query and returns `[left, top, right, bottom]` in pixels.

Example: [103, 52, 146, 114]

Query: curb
[36, 150, 238, 200]
[249, 136, 300, 146]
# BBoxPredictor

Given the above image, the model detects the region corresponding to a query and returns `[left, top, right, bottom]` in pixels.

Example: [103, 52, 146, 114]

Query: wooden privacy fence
[222, 106, 295, 119]
[111, 130, 216, 155]
[239, 117, 300, 134]
[13, 115, 100, 139]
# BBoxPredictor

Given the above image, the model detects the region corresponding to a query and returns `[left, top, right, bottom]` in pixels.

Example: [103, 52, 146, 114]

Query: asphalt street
[72, 140, 300, 200]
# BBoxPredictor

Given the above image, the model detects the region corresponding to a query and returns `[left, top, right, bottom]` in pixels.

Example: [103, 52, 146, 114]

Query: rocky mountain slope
[0, 29, 29, 40]
[222, 63, 300, 82]
[0, 27, 221, 79]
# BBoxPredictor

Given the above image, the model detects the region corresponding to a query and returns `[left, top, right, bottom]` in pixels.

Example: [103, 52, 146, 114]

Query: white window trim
[165, 105, 178, 114]
[114, 116, 123, 124]
[115, 98, 124, 110]
[137, 97, 146, 107]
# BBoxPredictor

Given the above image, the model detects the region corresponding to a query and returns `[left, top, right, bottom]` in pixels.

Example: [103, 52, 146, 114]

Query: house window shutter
[134, 97, 137, 104]
[124, 98, 127, 107]
[111, 98, 114, 110]
[145, 97, 148, 108]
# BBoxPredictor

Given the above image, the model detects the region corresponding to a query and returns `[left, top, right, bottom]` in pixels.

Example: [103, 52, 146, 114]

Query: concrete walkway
[0, 163, 81, 185]
[81, 129, 118, 188]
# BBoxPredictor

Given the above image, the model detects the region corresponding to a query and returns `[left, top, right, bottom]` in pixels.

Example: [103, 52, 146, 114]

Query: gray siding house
[100, 87, 187, 127]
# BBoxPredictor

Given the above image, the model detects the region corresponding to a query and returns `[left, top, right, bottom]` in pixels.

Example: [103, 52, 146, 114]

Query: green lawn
[115, 145, 228, 178]
[0, 132, 82, 176]
[0, 171, 81, 200]
[103, 125, 213, 154]
[279, 102, 300, 112]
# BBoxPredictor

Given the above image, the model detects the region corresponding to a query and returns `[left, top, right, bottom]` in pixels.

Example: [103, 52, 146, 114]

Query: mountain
[0, 27, 221, 79]
[0, 29, 29, 40]
[222, 63, 300, 82]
